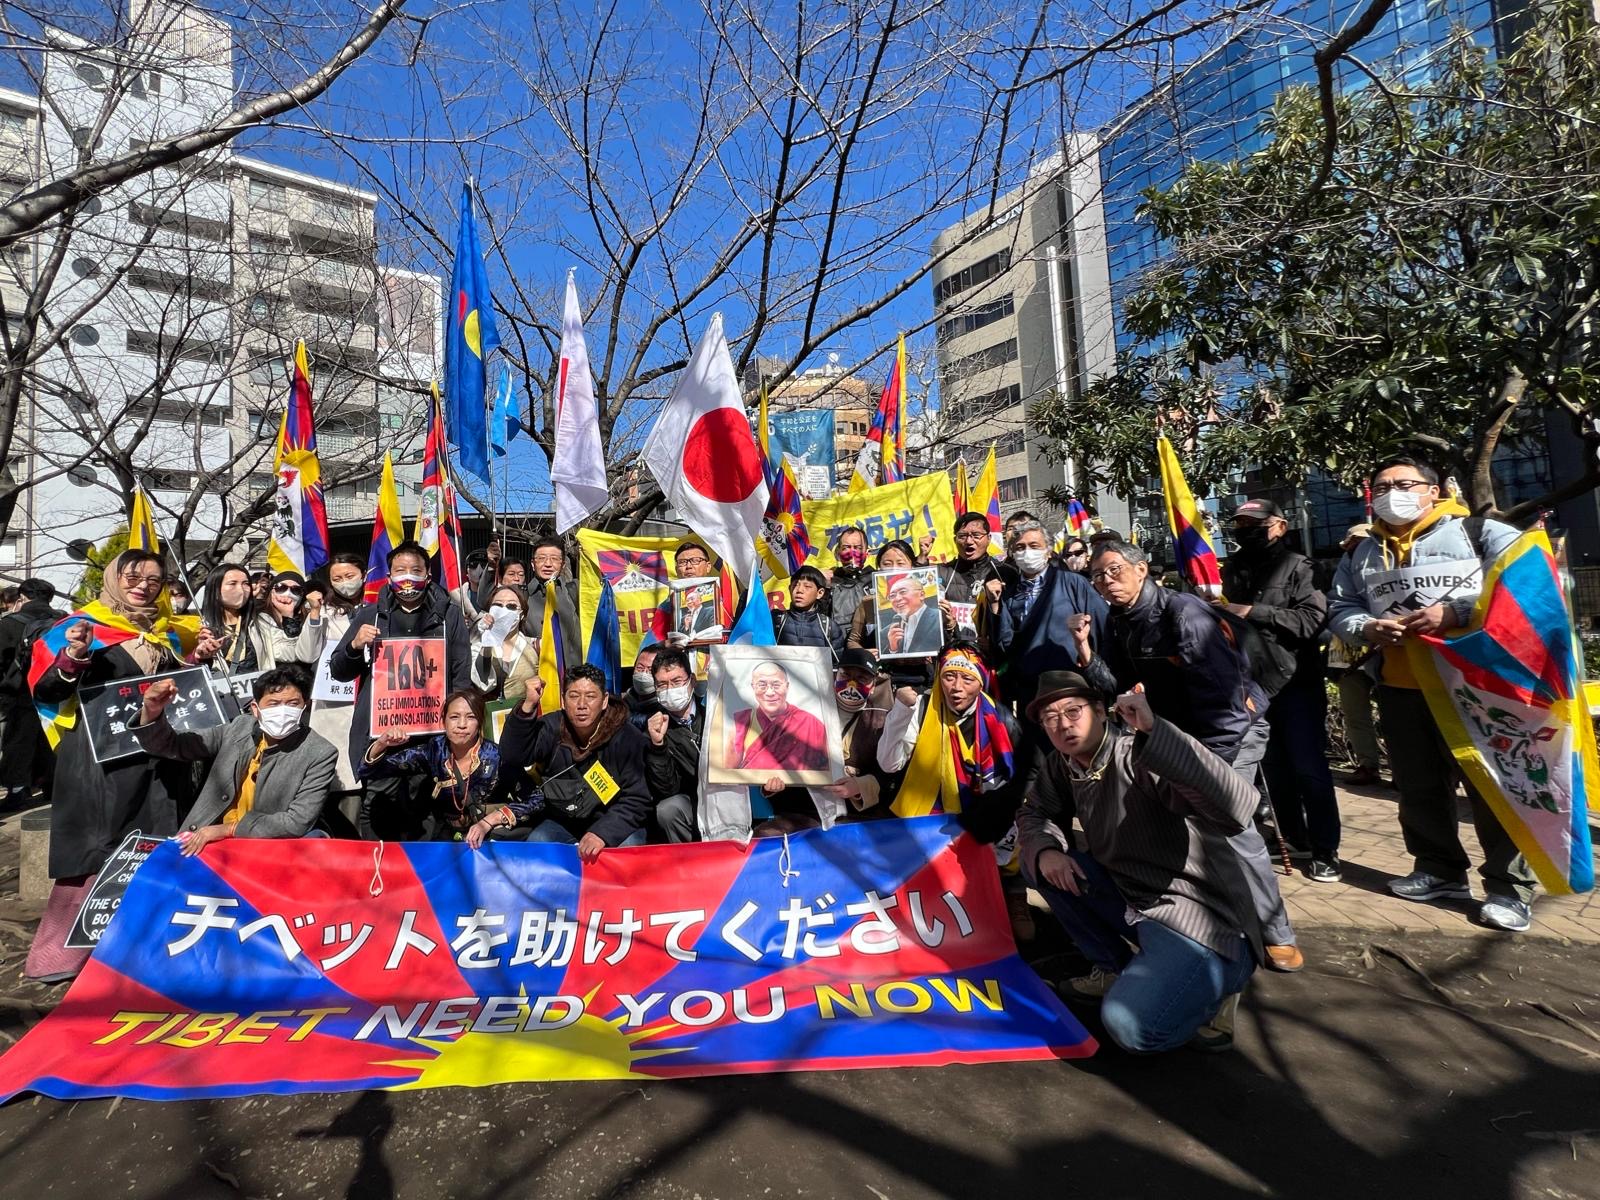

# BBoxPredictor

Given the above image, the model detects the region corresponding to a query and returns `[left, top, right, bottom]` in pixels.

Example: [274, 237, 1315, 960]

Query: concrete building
[1, 0, 438, 591]
[928, 137, 1128, 533]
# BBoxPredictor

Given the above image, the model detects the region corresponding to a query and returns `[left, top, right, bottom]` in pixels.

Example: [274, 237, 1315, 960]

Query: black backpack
[2, 610, 61, 694]
[1211, 605, 1297, 699]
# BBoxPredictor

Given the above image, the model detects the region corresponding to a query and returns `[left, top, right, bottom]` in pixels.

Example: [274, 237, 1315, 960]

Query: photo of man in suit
[880, 571, 942, 658]
[676, 581, 721, 642]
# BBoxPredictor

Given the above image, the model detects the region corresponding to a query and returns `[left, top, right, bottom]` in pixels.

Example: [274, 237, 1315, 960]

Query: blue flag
[489, 363, 519, 458]
[584, 576, 622, 692]
[445, 183, 499, 484]
[727, 564, 775, 646]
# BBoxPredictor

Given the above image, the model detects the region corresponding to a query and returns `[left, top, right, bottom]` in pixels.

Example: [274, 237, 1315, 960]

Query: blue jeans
[1028, 850, 1255, 1053]
[526, 818, 646, 848]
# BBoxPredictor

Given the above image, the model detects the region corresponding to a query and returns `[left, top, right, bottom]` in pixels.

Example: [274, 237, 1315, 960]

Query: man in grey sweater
[1018, 670, 1262, 1053]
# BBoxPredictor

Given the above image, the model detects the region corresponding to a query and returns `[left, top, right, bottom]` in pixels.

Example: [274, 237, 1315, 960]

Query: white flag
[551, 271, 609, 534]
[639, 313, 769, 583]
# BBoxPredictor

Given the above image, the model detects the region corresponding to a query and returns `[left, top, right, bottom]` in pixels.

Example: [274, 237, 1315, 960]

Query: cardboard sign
[64, 830, 163, 948]
[948, 600, 978, 641]
[311, 641, 355, 704]
[369, 637, 446, 736]
[79, 668, 227, 764]
[1365, 558, 1482, 618]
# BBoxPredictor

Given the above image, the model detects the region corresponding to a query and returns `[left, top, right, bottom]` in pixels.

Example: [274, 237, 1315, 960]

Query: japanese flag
[640, 314, 768, 582]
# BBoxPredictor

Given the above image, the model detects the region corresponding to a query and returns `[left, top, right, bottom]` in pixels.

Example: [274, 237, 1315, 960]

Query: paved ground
[1272, 771, 1600, 943]
[0, 778, 1597, 1200]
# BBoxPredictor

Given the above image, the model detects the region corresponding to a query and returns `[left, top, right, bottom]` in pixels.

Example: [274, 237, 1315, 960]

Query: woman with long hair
[258, 570, 325, 665]
[198, 562, 265, 677]
[469, 584, 542, 704]
[358, 689, 542, 843]
[306, 553, 366, 795]
[24, 549, 219, 982]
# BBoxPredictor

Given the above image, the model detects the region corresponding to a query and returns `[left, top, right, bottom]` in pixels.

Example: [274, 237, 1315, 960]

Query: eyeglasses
[955, 530, 989, 542]
[119, 569, 165, 587]
[1371, 479, 1433, 496]
[676, 556, 710, 570]
[1039, 702, 1092, 727]
[1089, 562, 1128, 585]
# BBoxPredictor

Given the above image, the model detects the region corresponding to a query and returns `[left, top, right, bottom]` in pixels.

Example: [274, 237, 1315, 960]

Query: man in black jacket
[500, 663, 651, 858]
[0, 578, 65, 802]
[1077, 540, 1303, 973]
[329, 541, 473, 839]
[642, 648, 702, 842]
[825, 526, 874, 627]
[1222, 500, 1341, 882]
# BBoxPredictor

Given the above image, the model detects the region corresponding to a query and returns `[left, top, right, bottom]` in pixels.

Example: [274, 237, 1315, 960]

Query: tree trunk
[1467, 365, 1526, 515]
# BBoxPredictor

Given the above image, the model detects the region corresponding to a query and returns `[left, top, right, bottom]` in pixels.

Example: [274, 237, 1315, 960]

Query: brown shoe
[1265, 943, 1304, 972]
[1006, 888, 1036, 943]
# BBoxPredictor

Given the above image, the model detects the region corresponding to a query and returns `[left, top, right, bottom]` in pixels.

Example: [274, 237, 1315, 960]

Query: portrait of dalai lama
[727, 660, 829, 773]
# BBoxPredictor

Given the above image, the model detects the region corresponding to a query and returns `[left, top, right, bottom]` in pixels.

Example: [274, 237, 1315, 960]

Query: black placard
[78, 666, 228, 763]
[64, 830, 164, 948]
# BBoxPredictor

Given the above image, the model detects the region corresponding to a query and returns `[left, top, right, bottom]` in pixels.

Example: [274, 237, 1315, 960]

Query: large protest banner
[0, 819, 1094, 1101]
[576, 529, 680, 670]
[803, 474, 958, 569]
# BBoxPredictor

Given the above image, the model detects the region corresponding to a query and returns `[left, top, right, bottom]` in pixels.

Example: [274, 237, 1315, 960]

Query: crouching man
[1019, 670, 1263, 1053]
[134, 664, 337, 853]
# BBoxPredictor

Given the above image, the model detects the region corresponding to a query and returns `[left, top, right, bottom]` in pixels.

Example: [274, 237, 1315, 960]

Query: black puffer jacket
[499, 701, 652, 846]
[1096, 580, 1267, 762]
[774, 606, 846, 661]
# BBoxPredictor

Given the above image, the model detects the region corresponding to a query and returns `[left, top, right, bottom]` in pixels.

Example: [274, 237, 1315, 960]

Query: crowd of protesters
[0, 454, 1564, 1056]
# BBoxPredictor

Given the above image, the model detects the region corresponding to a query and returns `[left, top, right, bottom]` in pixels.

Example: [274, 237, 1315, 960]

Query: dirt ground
[1, 814, 1598, 1200]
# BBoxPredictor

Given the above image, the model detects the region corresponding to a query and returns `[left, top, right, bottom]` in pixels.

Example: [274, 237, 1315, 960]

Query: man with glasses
[1074, 541, 1302, 973]
[989, 520, 1107, 710]
[939, 512, 1016, 648]
[1018, 671, 1261, 1050]
[1328, 456, 1532, 931]
[525, 536, 580, 662]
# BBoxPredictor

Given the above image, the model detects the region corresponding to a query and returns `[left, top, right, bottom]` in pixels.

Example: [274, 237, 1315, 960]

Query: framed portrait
[671, 575, 724, 644]
[706, 644, 844, 786]
[872, 566, 944, 659]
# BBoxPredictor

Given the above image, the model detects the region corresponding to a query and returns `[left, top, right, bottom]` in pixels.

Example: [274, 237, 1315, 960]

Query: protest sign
[671, 576, 724, 644]
[874, 567, 944, 659]
[311, 642, 356, 704]
[0, 818, 1095, 1101]
[215, 669, 263, 717]
[64, 831, 163, 949]
[78, 667, 226, 764]
[770, 408, 835, 497]
[803, 474, 957, 569]
[369, 637, 447, 736]
[1364, 558, 1481, 618]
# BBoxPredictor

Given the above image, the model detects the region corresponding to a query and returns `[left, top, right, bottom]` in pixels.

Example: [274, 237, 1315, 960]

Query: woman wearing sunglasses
[259, 570, 325, 666]
[197, 563, 323, 682]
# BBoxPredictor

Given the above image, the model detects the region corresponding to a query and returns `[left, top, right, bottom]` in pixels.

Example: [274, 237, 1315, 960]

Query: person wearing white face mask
[470, 585, 541, 704]
[642, 647, 703, 842]
[307, 553, 368, 799]
[1328, 455, 1534, 932]
[989, 519, 1110, 711]
[330, 540, 474, 840]
[134, 664, 338, 854]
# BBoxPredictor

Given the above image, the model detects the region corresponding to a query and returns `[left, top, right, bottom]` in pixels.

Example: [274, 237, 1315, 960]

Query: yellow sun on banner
[375, 988, 689, 1089]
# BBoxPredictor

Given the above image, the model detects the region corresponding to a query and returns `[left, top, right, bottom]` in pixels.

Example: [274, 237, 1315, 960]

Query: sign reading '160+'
[369, 637, 446, 736]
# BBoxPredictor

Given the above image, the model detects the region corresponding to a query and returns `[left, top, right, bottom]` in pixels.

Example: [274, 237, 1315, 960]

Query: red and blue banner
[1408, 530, 1595, 895]
[0, 819, 1093, 1101]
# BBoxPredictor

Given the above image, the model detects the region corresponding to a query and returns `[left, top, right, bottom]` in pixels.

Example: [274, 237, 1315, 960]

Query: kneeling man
[1019, 671, 1263, 1053]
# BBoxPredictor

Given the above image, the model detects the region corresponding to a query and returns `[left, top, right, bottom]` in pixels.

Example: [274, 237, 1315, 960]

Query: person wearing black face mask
[1220, 500, 1341, 884]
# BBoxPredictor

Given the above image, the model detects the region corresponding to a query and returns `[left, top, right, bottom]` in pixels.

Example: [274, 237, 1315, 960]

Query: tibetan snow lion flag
[0, 819, 1094, 1101]
[1408, 530, 1595, 895]
[1155, 434, 1222, 599]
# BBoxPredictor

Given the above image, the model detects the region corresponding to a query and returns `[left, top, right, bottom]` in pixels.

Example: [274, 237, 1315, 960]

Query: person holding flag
[266, 341, 329, 580]
[23, 549, 220, 982]
[444, 182, 499, 485]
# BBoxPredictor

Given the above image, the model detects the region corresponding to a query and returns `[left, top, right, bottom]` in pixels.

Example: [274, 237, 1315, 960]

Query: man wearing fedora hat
[1017, 670, 1263, 1052]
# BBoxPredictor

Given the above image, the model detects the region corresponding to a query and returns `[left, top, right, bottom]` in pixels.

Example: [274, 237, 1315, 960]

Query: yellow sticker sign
[583, 761, 619, 805]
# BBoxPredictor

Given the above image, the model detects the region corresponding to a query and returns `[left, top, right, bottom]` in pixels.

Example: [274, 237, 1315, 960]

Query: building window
[995, 429, 1026, 456]
[946, 338, 1018, 382]
[997, 474, 1029, 503]
[125, 329, 223, 365]
[934, 249, 1012, 305]
[937, 296, 1015, 344]
[0, 110, 28, 139]
[248, 233, 290, 266]
[69, 324, 100, 346]
[146, 469, 194, 492]
[248, 178, 287, 213]
[249, 356, 287, 388]
[950, 381, 1022, 419]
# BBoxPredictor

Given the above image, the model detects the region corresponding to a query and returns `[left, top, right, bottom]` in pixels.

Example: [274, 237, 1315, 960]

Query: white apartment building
[928, 137, 1129, 533]
[1, 0, 439, 592]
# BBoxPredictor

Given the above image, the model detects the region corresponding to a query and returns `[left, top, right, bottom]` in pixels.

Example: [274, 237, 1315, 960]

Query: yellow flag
[536, 580, 563, 715]
[967, 445, 1002, 555]
[128, 485, 160, 552]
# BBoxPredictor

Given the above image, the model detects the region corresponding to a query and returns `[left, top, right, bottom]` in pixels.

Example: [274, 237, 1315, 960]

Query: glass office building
[1093, 0, 1556, 560]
